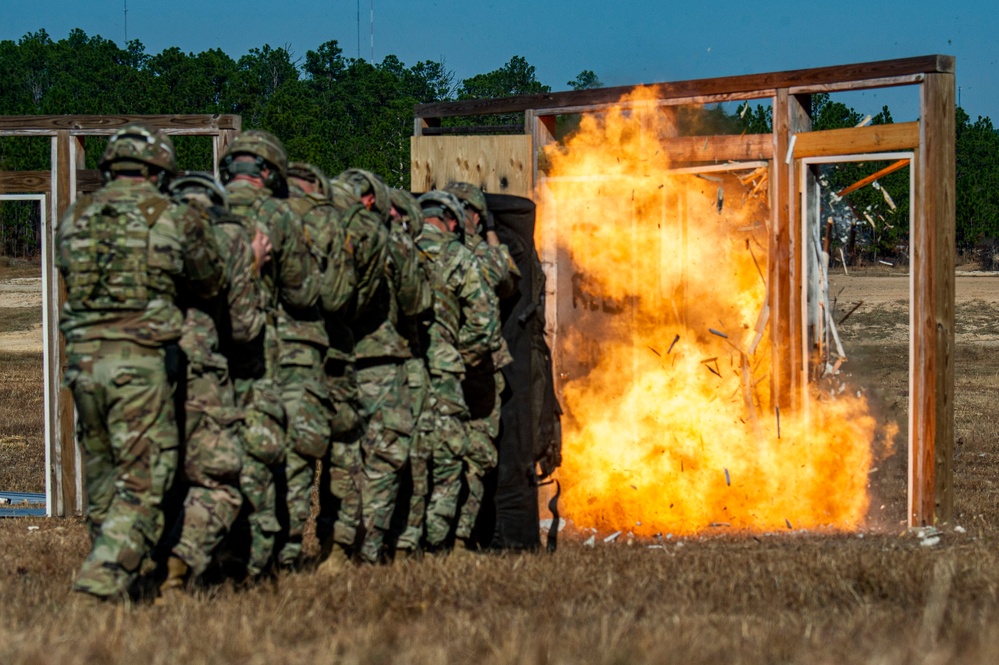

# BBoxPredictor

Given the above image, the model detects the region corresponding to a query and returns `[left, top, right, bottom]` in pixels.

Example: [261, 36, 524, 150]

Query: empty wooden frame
[0, 114, 241, 517]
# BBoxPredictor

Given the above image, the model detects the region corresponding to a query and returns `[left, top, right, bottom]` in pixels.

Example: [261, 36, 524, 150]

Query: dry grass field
[3, 261, 999, 664]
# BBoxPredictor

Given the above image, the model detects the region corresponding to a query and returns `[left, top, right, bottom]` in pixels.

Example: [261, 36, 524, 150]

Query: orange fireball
[541, 88, 896, 536]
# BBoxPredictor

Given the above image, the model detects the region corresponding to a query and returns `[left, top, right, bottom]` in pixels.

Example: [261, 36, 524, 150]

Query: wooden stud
[910, 72, 956, 527]
[415, 55, 953, 120]
[794, 122, 919, 158]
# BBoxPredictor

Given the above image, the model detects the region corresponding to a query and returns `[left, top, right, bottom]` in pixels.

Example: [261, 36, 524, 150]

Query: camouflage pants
[64, 339, 177, 599]
[232, 377, 285, 577]
[316, 371, 364, 552]
[457, 371, 504, 540]
[276, 347, 333, 566]
[394, 358, 433, 552]
[171, 368, 244, 577]
[425, 371, 470, 548]
[356, 362, 413, 562]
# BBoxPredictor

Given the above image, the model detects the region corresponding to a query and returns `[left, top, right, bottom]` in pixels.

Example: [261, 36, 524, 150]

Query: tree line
[1, 29, 997, 263]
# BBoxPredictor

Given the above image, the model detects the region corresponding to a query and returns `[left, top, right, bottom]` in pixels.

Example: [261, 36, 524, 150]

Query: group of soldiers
[57, 122, 519, 603]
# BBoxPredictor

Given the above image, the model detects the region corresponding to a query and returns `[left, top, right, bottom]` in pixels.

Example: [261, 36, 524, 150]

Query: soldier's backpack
[63, 193, 168, 311]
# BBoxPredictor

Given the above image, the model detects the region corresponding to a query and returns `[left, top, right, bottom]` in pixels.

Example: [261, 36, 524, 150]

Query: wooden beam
[835, 159, 911, 198]
[794, 122, 920, 158]
[910, 72, 955, 527]
[771, 92, 811, 412]
[421, 125, 524, 136]
[658, 134, 772, 163]
[0, 114, 240, 136]
[0, 171, 51, 194]
[415, 55, 954, 119]
[531, 113, 559, 351]
[0, 170, 102, 195]
[52, 131, 80, 517]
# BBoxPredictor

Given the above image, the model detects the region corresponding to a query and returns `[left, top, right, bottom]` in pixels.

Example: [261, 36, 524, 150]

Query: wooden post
[771, 90, 811, 412]
[910, 72, 955, 527]
[45, 131, 80, 517]
[531, 113, 559, 350]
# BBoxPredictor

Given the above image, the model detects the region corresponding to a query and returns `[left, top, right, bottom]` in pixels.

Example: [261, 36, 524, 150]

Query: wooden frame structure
[0, 114, 241, 517]
[412, 55, 955, 527]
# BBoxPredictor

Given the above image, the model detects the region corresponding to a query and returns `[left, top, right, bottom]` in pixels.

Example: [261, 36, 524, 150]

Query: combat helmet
[99, 122, 177, 184]
[390, 188, 423, 238]
[329, 178, 362, 214]
[288, 162, 332, 200]
[167, 171, 230, 211]
[338, 168, 391, 223]
[444, 182, 487, 216]
[417, 190, 465, 238]
[220, 129, 289, 196]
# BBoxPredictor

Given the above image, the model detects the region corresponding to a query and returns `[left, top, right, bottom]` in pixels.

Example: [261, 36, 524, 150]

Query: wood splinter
[667, 334, 680, 354]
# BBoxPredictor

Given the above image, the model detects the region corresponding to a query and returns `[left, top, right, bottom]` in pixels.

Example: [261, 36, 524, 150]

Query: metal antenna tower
[124, 0, 128, 43]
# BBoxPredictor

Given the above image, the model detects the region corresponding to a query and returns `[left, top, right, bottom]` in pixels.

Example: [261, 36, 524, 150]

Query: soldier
[337, 168, 430, 563]
[157, 173, 270, 598]
[315, 178, 389, 571]
[273, 162, 355, 569]
[57, 124, 226, 602]
[414, 191, 496, 551]
[220, 130, 319, 579]
[387, 188, 434, 557]
[444, 183, 516, 550]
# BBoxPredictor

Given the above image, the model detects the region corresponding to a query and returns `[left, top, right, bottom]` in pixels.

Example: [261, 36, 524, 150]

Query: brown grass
[0, 256, 41, 280]
[0, 351, 45, 493]
[2, 272, 999, 664]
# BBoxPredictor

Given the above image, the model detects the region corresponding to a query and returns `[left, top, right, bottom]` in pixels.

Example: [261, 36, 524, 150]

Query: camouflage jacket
[465, 233, 513, 368]
[287, 185, 358, 368]
[351, 222, 430, 361]
[466, 233, 520, 299]
[340, 204, 389, 318]
[226, 180, 318, 315]
[178, 212, 268, 381]
[57, 178, 226, 345]
[417, 224, 495, 373]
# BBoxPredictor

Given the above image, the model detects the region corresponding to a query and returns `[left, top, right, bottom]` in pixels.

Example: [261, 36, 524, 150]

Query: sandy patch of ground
[0, 277, 43, 308]
[0, 277, 44, 353]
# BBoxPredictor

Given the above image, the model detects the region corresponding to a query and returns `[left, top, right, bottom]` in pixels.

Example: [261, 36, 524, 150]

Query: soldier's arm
[490, 243, 521, 300]
[389, 228, 431, 318]
[178, 204, 227, 300]
[319, 209, 357, 315]
[272, 202, 320, 309]
[457, 252, 498, 367]
[225, 227, 266, 344]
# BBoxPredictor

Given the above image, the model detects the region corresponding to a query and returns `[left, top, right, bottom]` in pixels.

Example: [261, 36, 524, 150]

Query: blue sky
[3, 0, 994, 122]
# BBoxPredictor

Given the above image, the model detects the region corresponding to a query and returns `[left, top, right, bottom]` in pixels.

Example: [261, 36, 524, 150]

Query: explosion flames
[542, 88, 896, 536]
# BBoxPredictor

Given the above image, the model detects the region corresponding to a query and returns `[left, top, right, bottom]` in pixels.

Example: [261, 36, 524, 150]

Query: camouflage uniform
[415, 192, 496, 548]
[163, 174, 266, 584]
[274, 163, 356, 567]
[57, 125, 225, 600]
[389, 189, 435, 554]
[445, 184, 519, 543]
[316, 181, 389, 563]
[223, 131, 319, 578]
[339, 169, 430, 563]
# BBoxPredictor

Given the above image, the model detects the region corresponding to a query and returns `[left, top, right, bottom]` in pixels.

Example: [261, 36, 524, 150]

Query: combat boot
[155, 556, 190, 605]
[452, 538, 477, 558]
[317, 543, 351, 576]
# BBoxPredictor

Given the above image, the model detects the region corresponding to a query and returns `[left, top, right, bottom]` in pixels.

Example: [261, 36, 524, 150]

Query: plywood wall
[410, 135, 533, 197]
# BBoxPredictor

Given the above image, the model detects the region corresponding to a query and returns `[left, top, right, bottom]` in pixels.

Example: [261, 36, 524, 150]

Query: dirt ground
[2, 259, 999, 664]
